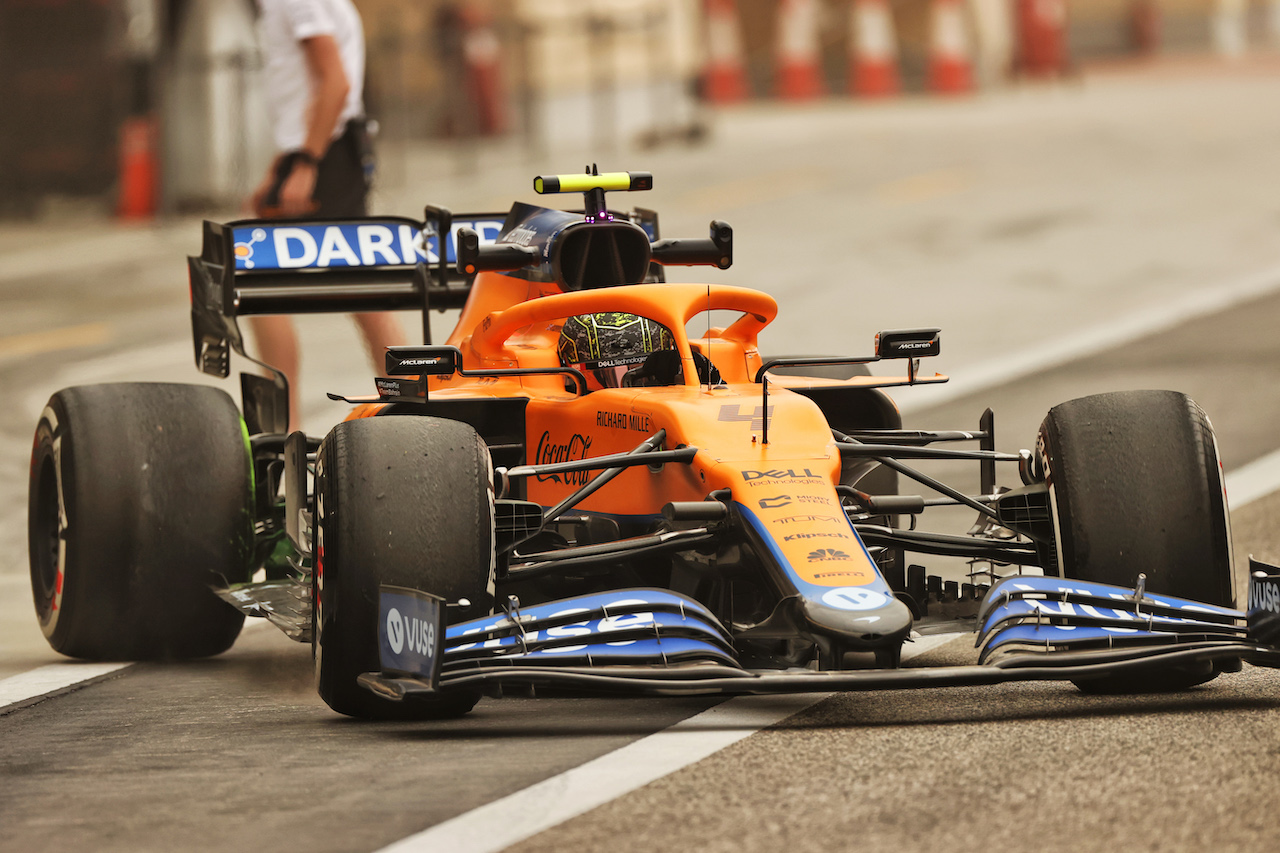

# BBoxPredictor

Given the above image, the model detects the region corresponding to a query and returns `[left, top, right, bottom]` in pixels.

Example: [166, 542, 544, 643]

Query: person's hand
[277, 161, 318, 216]
[249, 155, 320, 218]
[248, 167, 276, 216]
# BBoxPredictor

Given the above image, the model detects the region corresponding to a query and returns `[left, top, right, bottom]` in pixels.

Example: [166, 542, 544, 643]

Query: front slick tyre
[1039, 390, 1235, 694]
[314, 416, 494, 720]
[28, 383, 251, 660]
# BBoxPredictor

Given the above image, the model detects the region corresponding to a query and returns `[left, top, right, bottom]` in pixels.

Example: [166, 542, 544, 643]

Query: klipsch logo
[535, 431, 593, 485]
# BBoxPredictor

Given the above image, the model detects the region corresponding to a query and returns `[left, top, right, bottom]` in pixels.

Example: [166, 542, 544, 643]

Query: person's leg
[247, 314, 302, 432]
[352, 311, 407, 373]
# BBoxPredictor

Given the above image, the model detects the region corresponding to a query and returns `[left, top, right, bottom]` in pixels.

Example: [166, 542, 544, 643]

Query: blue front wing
[358, 567, 1280, 701]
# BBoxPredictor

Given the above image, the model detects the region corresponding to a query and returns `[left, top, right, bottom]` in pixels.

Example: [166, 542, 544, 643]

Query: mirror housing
[650, 219, 733, 270]
[455, 227, 539, 276]
[875, 328, 941, 359]
[385, 346, 461, 376]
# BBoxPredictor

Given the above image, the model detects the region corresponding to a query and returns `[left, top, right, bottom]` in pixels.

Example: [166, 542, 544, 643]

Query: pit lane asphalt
[5, 64, 1280, 852]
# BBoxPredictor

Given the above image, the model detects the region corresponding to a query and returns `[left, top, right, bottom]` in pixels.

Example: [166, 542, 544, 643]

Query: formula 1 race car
[28, 169, 1280, 719]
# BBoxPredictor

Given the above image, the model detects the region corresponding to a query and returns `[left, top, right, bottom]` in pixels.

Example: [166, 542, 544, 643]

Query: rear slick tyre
[28, 383, 252, 660]
[1038, 390, 1235, 693]
[313, 416, 495, 720]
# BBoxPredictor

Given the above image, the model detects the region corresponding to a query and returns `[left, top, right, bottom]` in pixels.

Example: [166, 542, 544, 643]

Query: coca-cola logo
[535, 431, 593, 485]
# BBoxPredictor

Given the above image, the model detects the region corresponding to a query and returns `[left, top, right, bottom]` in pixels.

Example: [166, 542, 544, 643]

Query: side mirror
[385, 346, 461, 376]
[649, 220, 733, 270]
[875, 328, 941, 359]
[455, 227, 538, 276]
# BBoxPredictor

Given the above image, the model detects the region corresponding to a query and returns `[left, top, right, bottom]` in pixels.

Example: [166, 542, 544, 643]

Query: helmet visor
[568, 354, 650, 391]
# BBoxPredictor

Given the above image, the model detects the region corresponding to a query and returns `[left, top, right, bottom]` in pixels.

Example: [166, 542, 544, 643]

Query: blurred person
[248, 0, 405, 431]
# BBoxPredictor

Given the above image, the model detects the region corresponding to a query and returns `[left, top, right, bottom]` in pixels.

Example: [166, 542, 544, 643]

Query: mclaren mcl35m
[28, 170, 1280, 718]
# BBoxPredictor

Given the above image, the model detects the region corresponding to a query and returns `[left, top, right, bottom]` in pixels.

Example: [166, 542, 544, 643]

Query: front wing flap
[975, 575, 1247, 664]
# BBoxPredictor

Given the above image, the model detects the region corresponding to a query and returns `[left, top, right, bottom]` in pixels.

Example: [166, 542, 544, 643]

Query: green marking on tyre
[238, 416, 257, 566]
[239, 416, 254, 494]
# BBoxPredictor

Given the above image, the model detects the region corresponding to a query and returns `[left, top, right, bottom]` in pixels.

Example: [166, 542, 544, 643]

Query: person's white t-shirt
[257, 0, 365, 153]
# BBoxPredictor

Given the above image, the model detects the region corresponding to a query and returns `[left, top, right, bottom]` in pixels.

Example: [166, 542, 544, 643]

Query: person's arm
[274, 33, 350, 216]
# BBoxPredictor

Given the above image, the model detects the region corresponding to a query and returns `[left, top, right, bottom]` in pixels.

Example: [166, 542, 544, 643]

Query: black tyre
[313, 416, 494, 719]
[1038, 390, 1235, 692]
[28, 383, 252, 660]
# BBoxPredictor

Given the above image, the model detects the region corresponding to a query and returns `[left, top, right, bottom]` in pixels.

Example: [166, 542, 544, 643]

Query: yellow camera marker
[534, 172, 653, 194]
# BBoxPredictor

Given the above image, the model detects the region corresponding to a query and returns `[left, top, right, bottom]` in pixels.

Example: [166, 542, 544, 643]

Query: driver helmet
[557, 312, 678, 392]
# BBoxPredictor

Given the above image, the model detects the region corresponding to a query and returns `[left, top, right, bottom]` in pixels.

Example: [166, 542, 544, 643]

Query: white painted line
[377, 632, 963, 853]
[0, 662, 130, 710]
[1226, 449, 1280, 508]
[900, 262, 1280, 413]
[380, 695, 823, 853]
[0, 620, 272, 713]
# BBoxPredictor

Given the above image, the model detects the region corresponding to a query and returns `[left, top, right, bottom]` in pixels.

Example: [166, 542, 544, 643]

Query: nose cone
[800, 588, 914, 650]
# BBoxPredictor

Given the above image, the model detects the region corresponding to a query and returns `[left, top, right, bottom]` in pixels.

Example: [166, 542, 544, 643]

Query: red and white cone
[702, 0, 749, 103]
[461, 6, 506, 134]
[774, 0, 826, 100]
[117, 115, 158, 220]
[1015, 0, 1068, 77]
[848, 0, 900, 97]
[928, 0, 974, 94]
[1130, 0, 1161, 54]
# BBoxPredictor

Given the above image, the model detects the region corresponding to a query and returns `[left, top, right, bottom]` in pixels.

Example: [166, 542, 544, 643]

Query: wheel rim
[30, 455, 61, 616]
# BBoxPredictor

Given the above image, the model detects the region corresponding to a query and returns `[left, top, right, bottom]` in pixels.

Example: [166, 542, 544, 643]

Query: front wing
[358, 562, 1280, 703]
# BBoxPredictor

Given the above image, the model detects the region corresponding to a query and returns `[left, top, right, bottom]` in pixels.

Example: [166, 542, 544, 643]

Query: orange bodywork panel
[523, 383, 879, 591]
[338, 278, 929, 597]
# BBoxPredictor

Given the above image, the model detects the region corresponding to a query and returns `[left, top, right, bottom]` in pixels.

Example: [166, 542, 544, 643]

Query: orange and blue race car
[27, 169, 1280, 719]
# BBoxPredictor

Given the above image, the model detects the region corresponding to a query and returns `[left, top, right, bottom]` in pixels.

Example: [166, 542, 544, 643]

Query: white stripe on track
[376, 632, 963, 853]
[899, 263, 1280, 413]
[0, 662, 130, 710]
[0, 619, 270, 712]
[1226, 450, 1280, 510]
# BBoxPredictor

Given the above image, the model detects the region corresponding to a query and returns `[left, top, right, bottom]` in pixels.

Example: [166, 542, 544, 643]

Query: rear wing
[186, 174, 728, 432]
[188, 210, 505, 381]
